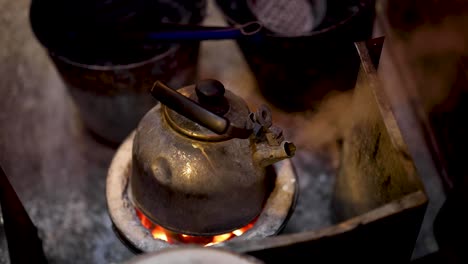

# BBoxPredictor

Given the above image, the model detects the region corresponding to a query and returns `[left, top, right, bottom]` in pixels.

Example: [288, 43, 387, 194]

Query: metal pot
[29, 0, 206, 144]
[215, 0, 375, 112]
[130, 79, 296, 236]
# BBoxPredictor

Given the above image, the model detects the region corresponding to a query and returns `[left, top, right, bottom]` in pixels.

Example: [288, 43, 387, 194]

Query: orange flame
[135, 209, 255, 246]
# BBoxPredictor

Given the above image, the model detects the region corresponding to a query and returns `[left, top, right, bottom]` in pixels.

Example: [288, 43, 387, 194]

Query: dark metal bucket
[215, 0, 375, 112]
[30, 0, 206, 144]
[49, 44, 199, 144]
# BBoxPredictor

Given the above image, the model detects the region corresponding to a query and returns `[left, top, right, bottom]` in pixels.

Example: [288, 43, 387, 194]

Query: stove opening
[135, 209, 256, 246]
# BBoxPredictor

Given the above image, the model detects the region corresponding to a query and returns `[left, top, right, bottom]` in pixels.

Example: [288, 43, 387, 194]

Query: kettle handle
[151, 81, 253, 139]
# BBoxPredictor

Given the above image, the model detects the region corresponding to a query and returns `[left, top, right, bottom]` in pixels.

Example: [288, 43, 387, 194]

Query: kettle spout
[253, 141, 296, 168]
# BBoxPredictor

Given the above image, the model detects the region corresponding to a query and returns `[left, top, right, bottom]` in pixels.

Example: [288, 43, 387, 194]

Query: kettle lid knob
[195, 79, 229, 115]
[196, 79, 225, 99]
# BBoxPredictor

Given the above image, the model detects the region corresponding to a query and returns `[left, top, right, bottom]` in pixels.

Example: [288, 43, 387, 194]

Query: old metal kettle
[130, 79, 296, 236]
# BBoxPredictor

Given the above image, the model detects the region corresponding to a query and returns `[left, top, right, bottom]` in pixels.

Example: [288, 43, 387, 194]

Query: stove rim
[106, 132, 298, 253]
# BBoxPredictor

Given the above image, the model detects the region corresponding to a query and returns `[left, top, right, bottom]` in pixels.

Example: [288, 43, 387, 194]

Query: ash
[282, 151, 335, 233]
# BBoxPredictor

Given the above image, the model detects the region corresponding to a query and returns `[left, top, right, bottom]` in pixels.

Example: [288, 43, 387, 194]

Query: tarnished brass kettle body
[131, 79, 296, 236]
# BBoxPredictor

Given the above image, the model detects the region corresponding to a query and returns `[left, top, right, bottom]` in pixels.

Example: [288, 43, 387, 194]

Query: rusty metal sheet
[333, 38, 424, 220]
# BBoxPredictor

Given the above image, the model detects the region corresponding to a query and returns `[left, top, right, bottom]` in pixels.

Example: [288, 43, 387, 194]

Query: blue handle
[132, 21, 263, 41]
[146, 28, 242, 41]
[64, 22, 263, 44]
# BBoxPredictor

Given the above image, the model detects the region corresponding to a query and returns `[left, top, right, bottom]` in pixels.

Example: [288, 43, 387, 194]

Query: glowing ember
[135, 209, 255, 246]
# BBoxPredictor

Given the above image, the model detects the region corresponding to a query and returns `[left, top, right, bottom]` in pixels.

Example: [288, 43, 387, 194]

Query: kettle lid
[155, 79, 253, 141]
